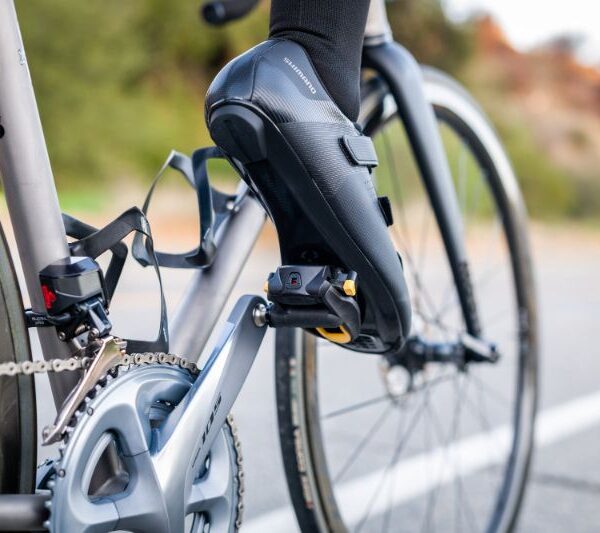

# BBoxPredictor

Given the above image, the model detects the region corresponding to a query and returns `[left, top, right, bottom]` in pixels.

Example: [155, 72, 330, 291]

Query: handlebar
[201, 0, 260, 26]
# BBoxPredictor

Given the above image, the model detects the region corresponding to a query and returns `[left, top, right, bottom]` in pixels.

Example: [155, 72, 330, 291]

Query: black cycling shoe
[205, 39, 411, 354]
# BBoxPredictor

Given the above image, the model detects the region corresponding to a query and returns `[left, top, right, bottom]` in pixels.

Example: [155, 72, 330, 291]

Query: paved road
[26, 222, 599, 532]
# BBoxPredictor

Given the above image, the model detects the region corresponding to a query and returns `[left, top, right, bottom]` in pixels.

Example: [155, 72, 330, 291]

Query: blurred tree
[538, 34, 586, 56]
[13, 0, 596, 219]
[16, 0, 267, 187]
[386, 0, 474, 72]
[15, 0, 469, 187]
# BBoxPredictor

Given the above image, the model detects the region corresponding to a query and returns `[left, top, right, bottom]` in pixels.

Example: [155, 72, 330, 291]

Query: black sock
[269, 0, 371, 121]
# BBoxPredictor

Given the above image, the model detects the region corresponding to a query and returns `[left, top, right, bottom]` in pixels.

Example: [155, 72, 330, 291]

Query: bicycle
[0, 0, 537, 531]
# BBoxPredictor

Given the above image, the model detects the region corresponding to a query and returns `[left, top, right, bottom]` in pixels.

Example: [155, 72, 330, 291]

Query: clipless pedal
[265, 265, 361, 344]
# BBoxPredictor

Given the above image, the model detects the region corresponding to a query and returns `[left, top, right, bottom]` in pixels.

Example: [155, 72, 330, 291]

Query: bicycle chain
[0, 351, 199, 377]
[2, 348, 244, 531]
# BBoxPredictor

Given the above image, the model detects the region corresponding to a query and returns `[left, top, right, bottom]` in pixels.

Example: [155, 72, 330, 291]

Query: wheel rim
[286, 77, 537, 533]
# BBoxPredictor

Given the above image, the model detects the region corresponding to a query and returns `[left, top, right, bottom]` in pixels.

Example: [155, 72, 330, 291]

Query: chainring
[38, 363, 243, 533]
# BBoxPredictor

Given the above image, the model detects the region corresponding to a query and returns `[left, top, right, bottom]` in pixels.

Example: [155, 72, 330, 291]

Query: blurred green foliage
[17, 0, 268, 187]
[14, 0, 598, 219]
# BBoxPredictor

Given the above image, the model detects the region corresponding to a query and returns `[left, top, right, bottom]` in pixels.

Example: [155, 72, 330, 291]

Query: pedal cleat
[265, 265, 361, 344]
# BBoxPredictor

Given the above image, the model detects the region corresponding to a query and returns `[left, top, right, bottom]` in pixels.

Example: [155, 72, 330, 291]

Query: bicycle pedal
[265, 265, 361, 344]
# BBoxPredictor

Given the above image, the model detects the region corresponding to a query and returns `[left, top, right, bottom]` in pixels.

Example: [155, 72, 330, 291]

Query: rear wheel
[0, 224, 37, 494]
[276, 69, 537, 532]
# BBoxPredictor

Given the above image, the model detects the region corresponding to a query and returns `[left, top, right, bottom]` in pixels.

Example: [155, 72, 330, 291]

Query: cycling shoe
[205, 39, 411, 354]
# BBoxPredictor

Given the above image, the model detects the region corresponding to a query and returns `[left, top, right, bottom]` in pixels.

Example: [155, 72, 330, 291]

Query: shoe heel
[208, 104, 268, 164]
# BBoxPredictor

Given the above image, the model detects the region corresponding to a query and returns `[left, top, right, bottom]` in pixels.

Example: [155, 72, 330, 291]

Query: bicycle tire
[0, 223, 37, 494]
[276, 68, 538, 533]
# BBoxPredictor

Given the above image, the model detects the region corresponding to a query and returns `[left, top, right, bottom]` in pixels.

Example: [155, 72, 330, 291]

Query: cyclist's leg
[269, 0, 370, 121]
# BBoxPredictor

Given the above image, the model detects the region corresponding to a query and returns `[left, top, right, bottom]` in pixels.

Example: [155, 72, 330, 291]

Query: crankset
[32, 295, 267, 533]
[0, 295, 268, 532]
[38, 364, 244, 533]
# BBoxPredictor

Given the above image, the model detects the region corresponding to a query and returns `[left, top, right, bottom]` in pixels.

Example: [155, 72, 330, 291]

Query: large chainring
[38, 363, 243, 533]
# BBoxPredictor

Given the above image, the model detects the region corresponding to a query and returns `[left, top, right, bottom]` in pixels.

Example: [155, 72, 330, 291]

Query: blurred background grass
[12, 0, 600, 220]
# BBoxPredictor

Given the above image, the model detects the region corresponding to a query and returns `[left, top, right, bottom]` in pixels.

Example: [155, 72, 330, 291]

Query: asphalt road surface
[25, 222, 600, 532]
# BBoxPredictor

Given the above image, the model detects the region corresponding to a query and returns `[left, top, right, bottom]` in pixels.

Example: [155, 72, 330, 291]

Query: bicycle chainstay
[1, 339, 245, 531]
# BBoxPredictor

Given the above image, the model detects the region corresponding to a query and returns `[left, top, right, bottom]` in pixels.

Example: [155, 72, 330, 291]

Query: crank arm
[152, 295, 267, 530]
[42, 337, 126, 445]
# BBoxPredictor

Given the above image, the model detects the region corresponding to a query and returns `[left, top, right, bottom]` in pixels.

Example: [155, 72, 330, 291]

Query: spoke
[381, 409, 406, 532]
[413, 378, 436, 527]
[334, 403, 395, 483]
[463, 377, 505, 492]
[483, 306, 513, 328]
[434, 280, 458, 321]
[474, 262, 506, 293]
[450, 377, 481, 533]
[381, 126, 412, 253]
[323, 372, 460, 425]
[379, 124, 444, 326]
[322, 393, 391, 421]
[413, 372, 458, 396]
[416, 197, 433, 275]
[478, 215, 504, 284]
[420, 371, 466, 532]
[453, 380, 463, 533]
[420, 403, 445, 533]
[355, 390, 430, 532]
[416, 307, 460, 339]
[469, 374, 513, 408]
[404, 255, 447, 329]
[456, 472, 480, 532]
[435, 228, 507, 327]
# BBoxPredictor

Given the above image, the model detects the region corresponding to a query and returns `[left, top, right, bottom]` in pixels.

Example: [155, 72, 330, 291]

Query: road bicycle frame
[0, 0, 474, 529]
[0, 0, 268, 409]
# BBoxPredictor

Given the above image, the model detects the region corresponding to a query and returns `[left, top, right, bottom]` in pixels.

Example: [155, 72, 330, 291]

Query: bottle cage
[132, 147, 238, 269]
[63, 207, 167, 353]
[62, 146, 238, 353]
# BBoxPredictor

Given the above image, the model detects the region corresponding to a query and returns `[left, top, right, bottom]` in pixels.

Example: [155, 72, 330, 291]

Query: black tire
[276, 69, 537, 533]
[0, 224, 37, 494]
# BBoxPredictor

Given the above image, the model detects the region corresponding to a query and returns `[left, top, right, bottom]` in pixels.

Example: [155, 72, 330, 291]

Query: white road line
[242, 389, 600, 532]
